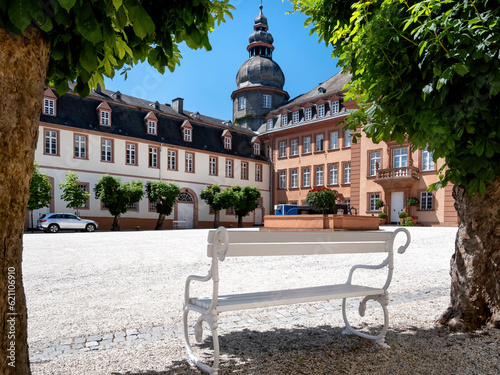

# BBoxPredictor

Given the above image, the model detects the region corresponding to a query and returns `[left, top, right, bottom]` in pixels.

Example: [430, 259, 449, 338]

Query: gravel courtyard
[23, 227, 500, 374]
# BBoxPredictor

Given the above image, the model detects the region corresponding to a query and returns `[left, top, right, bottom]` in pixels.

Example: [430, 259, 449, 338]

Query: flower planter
[261, 214, 380, 231]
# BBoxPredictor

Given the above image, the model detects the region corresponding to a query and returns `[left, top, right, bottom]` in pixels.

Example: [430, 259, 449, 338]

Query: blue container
[275, 204, 298, 215]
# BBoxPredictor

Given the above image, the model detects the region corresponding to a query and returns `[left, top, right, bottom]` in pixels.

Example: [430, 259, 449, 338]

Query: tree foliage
[291, 0, 500, 195]
[200, 184, 235, 228]
[145, 180, 180, 229]
[0, 0, 234, 96]
[225, 186, 261, 228]
[59, 171, 90, 214]
[305, 186, 336, 214]
[94, 174, 143, 230]
[27, 162, 52, 212]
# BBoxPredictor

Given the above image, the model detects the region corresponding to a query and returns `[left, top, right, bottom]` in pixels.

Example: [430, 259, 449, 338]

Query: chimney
[96, 83, 102, 93]
[172, 97, 184, 113]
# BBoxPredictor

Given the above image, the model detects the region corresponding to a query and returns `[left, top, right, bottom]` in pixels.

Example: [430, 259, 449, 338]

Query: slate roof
[40, 86, 265, 161]
[285, 71, 352, 107]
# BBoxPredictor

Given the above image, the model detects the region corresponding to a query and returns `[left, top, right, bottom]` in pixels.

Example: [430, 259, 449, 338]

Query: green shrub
[305, 186, 336, 214]
[378, 212, 388, 219]
[399, 211, 408, 219]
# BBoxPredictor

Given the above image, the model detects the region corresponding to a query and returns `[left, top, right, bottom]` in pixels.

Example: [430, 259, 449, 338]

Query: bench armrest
[184, 272, 213, 307]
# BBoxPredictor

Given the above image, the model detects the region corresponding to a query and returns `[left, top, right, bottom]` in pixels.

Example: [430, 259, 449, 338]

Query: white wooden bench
[183, 227, 411, 374]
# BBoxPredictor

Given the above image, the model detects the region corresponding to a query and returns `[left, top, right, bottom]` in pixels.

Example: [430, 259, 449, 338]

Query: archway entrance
[177, 191, 194, 229]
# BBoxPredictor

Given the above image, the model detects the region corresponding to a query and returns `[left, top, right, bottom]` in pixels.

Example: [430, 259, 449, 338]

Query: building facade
[260, 72, 458, 226]
[31, 86, 270, 230]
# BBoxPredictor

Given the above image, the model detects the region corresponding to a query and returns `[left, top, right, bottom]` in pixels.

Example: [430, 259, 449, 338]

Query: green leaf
[453, 63, 469, 76]
[8, 0, 38, 31]
[58, 0, 76, 12]
[75, 2, 102, 44]
[131, 5, 155, 39]
[479, 180, 486, 195]
[79, 42, 99, 72]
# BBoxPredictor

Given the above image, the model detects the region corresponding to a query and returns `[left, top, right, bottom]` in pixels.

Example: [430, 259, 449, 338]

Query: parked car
[37, 213, 98, 233]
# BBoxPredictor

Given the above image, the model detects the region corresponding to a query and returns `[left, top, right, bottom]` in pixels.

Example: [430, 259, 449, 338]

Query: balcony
[374, 166, 420, 188]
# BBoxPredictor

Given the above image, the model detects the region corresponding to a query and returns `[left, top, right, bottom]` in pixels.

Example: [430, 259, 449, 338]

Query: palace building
[29, 5, 457, 230]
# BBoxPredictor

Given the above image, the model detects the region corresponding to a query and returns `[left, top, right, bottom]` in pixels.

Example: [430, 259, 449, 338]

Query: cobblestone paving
[29, 286, 445, 363]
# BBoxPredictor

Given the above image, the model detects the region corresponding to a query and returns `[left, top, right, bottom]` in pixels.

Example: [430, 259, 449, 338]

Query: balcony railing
[376, 166, 420, 180]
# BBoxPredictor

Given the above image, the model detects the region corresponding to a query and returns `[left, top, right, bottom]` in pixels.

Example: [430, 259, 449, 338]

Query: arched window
[178, 192, 194, 202]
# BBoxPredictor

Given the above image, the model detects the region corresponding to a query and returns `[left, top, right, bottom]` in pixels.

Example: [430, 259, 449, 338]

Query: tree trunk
[0, 26, 50, 375]
[237, 215, 243, 228]
[214, 210, 220, 228]
[112, 214, 121, 231]
[155, 213, 165, 230]
[438, 178, 500, 331]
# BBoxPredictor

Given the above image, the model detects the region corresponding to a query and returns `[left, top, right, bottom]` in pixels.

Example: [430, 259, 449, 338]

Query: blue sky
[104, 1, 340, 121]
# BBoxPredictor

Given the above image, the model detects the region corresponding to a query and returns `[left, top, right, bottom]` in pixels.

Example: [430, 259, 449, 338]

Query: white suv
[37, 213, 98, 233]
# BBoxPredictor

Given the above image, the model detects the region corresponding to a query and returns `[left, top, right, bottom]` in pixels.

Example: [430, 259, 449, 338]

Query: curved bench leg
[183, 306, 220, 374]
[341, 294, 390, 348]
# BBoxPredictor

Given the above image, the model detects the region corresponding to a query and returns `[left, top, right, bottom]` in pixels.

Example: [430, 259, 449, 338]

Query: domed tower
[231, 5, 289, 131]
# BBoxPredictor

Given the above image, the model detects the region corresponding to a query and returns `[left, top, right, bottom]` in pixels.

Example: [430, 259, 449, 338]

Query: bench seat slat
[189, 284, 385, 312]
[208, 230, 392, 245]
[208, 241, 388, 257]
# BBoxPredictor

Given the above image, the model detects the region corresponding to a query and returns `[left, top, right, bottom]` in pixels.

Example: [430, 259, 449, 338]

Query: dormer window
[305, 107, 312, 121]
[282, 113, 288, 126]
[144, 112, 158, 135]
[267, 118, 273, 130]
[318, 104, 325, 117]
[43, 88, 57, 116]
[293, 111, 299, 124]
[181, 120, 193, 142]
[254, 143, 261, 155]
[101, 110, 110, 125]
[331, 100, 339, 114]
[222, 129, 232, 150]
[97, 101, 112, 126]
[148, 120, 156, 134]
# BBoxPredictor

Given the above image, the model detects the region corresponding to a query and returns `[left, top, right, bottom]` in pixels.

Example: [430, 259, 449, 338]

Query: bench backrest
[207, 229, 406, 258]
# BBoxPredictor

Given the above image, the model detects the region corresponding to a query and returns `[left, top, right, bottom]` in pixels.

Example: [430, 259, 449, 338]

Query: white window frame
[330, 131, 339, 149]
[305, 107, 312, 121]
[267, 118, 273, 130]
[149, 147, 158, 168]
[279, 170, 286, 189]
[255, 164, 262, 182]
[147, 120, 156, 134]
[293, 111, 299, 124]
[344, 163, 351, 184]
[168, 150, 177, 170]
[100, 110, 110, 126]
[369, 151, 381, 176]
[422, 146, 435, 171]
[393, 148, 408, 168]
[185, 153, 193, 173]
[303, 136, 311, 154]
[421, 191, 433, 210]
[241, 162, 248, 179]
[282, 113, 288, 126]
[209, 157, 217, 175]
[183, 128, 192, 142]
[318, 104, 325, 117]
[44, 99, 55, 115]
[224, 136, 231, 149]
[225, 159, 233, 178]
[279, 141, 286, 158]
[253, 143, 260, 155]
[344, 129, 353, 148]
[331, 100, 339, 114]
[303, 167, 310, 188]
[290, 169, 298, 188]
[290, 139, 298, 156]
[238, 96, 246, 110]
[315, 134, 324, 152]
[329, 164, 338, 185]
[263, 94, 272, 108]
[369, 193, 380, 211]
[315, 166, 324, 186]
[74, 135, 86, 159]
[45, 130, 57, 155]
[126, 143, 136, 165]
[101, 139, 112, 162]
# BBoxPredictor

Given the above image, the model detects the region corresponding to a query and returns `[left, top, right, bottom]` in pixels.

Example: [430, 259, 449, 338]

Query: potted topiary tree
[407, 196, 420, 223]
[378, 212, 388, 225]
[305, 186, 336, 214]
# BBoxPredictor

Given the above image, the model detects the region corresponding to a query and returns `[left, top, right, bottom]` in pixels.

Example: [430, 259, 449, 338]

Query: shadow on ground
[110, 325, 500, 375]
